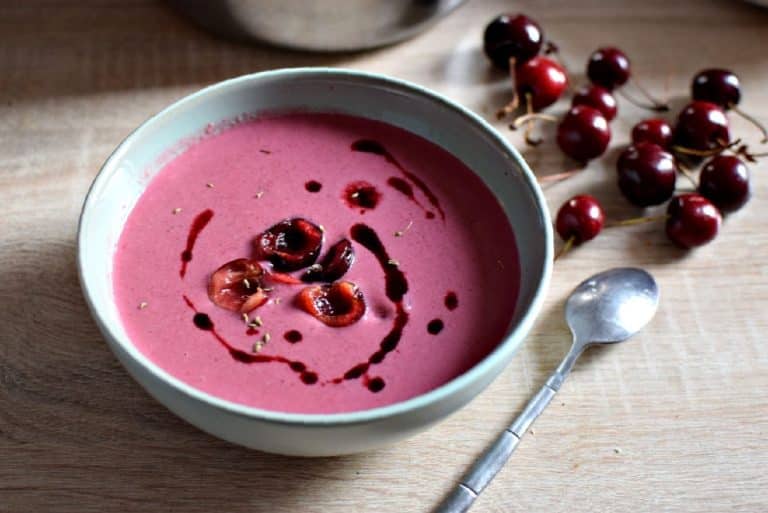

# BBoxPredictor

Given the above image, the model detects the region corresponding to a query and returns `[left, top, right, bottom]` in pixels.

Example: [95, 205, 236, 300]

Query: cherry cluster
[483, 13, 765, 254]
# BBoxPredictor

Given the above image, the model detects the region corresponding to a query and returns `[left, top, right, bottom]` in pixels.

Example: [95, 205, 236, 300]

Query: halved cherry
[253, 218, 323, 272]
[295, 281, 366, 327]
[302, 239, 355, 283]
[208, 258, 268, 313]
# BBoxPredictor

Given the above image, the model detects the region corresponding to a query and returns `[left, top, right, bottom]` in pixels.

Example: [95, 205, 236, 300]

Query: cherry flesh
[617, 143, 677, 207]
[698, 155, 750, 212]
[483, 13, 543, 70]
[555, 195, 605, 244]
[253, 218, 323, 272]
[586, 47, 630, 90]
[673, 101, 730, 153]
[302, 238, 355, 283]
[666, 194, 722, 249]
[691, 69, 740, 108]
[631, 118, 673, 149]
[208, 258, 267, 313]
[571, 84, 617, 121]
[515, 56, 568, 111]
[556, 105, 611, 163]
[296, 281, 366, 327]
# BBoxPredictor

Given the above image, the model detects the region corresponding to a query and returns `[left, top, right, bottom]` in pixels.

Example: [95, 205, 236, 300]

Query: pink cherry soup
[114, 113, 520, 413]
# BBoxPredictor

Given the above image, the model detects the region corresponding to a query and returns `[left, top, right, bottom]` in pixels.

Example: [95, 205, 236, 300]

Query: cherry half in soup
[302, 238, 355, 283]
[208, 258, 268, 313]
[252, 218, 323, 272]
[483, 13, 544, 70]
[296, 281, 366, 328]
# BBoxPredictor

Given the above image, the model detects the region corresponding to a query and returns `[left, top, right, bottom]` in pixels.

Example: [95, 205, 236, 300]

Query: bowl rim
[77, 67, 553, 427]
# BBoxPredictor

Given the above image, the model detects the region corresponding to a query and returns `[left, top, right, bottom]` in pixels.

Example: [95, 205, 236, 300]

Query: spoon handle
[434, 382, 559, 513]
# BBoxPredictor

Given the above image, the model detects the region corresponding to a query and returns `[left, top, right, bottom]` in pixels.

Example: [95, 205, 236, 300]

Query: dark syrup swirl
[179, 209, 214, 278]
[351, 139, 445, 220]
[326, 223, 411, 391]
[183, 295, 318, 385]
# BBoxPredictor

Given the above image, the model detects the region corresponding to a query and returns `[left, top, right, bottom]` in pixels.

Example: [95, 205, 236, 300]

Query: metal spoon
[436, 267, 659, 513]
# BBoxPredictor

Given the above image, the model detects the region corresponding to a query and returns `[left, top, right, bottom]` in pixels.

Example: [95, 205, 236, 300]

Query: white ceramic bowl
[78, 68, 552, 456]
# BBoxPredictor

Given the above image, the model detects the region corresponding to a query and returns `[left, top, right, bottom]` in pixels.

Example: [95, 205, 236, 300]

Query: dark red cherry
[208, 259, 268, 313]
[631, 118, 673, 149]
[672, 101, 730, 153]
[586, 47, 630, 90]
[483, 13, 543, 70]
[617, 143, 677, 207]
[698, 155, 750, 212]
[691, 69, 740, 108]
[253, 218, 323, 272]
[666, 194, 722, 249]
[515, 56, 568, 111]
[556, 106, 611, 162]
[555, 195, 605, 244]
[571, 84, 617, 121]
[296, 281, 366, 327]
[302, 238, 355, 283]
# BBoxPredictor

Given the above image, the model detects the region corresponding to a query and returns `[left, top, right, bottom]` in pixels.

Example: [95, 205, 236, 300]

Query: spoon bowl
[566, 267, 659, 345]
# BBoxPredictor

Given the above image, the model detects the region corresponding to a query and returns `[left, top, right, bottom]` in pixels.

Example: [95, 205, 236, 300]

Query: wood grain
[1, 1, 767, 512]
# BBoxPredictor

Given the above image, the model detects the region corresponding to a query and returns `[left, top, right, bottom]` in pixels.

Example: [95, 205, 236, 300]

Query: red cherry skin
[691, 69, 741, 108]
[483, 13, 544, 70]
[665, 194, 722, 249]
[672, 101, 730, 153]
[586, 47, 630, 90]
[556, 105, 611, 162]
[572, 84, 618, 121]
[698, 155, 750, 212]
[631, 118, 673, 149]
[515, 56, 568, 111]
[555, 195, 605, 244]
[617, 143, 677, 207]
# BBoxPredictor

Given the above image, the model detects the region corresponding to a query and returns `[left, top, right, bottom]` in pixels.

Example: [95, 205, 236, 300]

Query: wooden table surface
[2, 1, 767, 512]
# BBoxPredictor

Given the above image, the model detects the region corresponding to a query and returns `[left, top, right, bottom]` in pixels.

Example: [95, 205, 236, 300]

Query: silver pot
[168, 0, 466, 52]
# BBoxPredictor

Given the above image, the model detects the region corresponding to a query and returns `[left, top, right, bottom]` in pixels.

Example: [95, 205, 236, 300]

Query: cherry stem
[617, 87, 669, 113]
[523, 93, 543, 146]
[676, 163, 699, 188]
[537, 169, 581, 184]
[672, 138, 741, 158]
[511, 112, 558, 129]
[554, 236, 575, 261]
[730, 104, 768, 144]
[496, 93, 519, 120]
[627, 78, 669, 112]
[607, 214, 669, 227]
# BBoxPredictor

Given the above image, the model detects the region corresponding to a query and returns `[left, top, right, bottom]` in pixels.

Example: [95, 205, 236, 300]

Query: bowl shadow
[0, 235, 367, 512]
